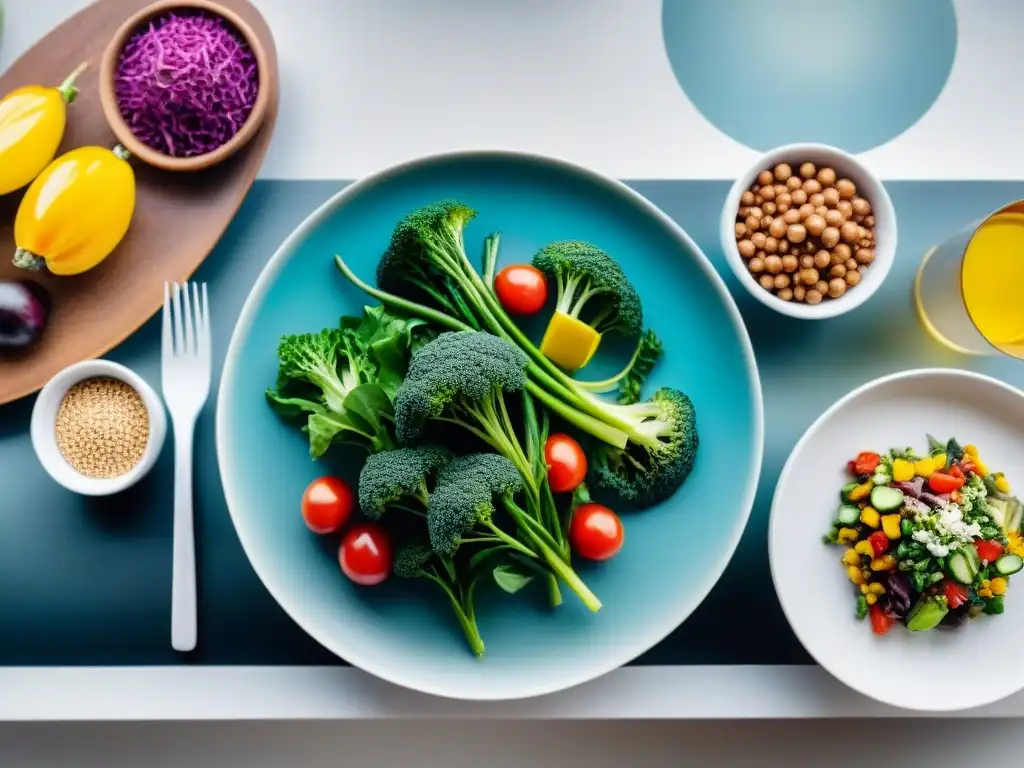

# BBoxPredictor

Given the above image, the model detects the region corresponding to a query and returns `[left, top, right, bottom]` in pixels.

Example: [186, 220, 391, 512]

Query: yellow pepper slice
[891, 459, 914, 483]
[539, 311, 601, 371]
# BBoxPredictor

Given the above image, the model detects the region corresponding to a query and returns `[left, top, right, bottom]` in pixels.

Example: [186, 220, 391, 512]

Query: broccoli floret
[427, 454, 525, 556]
[589, 388, 698, 506]
[358, 445, 452, 519]
[532, 240, 643, 337]
[393, 540, 485, 657]
[575, 329, 663, 404]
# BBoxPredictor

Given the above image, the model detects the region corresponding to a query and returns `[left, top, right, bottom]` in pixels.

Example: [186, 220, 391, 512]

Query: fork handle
[171, 418, 197, 652]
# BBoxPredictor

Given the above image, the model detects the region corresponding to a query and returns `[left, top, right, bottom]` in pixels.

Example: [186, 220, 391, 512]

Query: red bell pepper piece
[928, 471, 965, 494]
[870, 604, 895, 635]
[868, 530, 889, 557]
[944, 581, 970, 610]
[853, 452, 881, 475]
[976, 539, 1003, 564]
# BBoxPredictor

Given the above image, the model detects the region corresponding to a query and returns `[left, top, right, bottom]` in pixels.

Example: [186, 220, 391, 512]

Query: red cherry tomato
[948, 465, 965, 480]
[853, 451, 881, 475]
[569, 503, 624, 561]
[976, 538, 1004, 564]
[494, 265, 548, 315]
[928, 471, 965, 494]
[339, 523, 392, 586]
[944, 581, 970, 610]
[544, 433, 588, 492]
[867, 530, 889, 557]
[301, 476, 354, 534]
[870, 603, 894, 635]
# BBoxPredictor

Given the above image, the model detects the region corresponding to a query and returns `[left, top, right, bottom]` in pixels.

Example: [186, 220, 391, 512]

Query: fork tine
[191, 282, 204, 356]
[171, 282, 185, 356]
[200, 283, 211, 360]
[162, 282, 172, 360]
[181, 281, 195, 355]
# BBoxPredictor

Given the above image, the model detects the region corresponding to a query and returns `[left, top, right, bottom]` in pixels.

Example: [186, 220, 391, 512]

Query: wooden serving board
[0, 0, 279, 404]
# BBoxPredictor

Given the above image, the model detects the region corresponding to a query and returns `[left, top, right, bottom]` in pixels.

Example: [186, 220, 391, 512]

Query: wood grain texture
[0, 0, 279, 404]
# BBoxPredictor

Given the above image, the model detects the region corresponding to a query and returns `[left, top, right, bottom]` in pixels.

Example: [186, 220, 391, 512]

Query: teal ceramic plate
[216, 151, 763, 700]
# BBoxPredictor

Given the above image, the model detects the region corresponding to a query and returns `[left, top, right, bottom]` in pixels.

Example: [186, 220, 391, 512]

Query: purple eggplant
[904, 497, 931, 517]
[883, 572, 914, 620]
[0, 280, 50, 349]
[892, 477, 924, 499]
[920, 492, 951, 508]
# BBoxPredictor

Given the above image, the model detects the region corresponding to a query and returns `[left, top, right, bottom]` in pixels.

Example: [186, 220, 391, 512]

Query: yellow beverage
[961, 207, 1024, 357]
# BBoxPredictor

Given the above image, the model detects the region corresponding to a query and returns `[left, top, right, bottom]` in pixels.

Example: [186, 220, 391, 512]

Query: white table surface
[5, 0, 1024, 763]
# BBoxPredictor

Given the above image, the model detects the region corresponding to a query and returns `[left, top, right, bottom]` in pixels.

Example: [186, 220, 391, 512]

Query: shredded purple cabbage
[114, 11, 259, 158]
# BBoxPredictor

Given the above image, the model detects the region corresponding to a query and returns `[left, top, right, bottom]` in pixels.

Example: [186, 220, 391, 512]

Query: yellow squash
[0, 62, 88, 196]
[540, 311, 602, 371]
[12, 145, 136, 276]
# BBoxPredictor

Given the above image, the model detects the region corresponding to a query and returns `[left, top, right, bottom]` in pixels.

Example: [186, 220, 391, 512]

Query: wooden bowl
[98, 0, 272, 172]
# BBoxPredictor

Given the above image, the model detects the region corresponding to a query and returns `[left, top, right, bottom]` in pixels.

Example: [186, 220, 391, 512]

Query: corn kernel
[837, 528, 859, 544]
[866, 593, 878, 605]
[891, 459, 914, 482]
[860, 506, 881, 529]
[860, 583, 870, 594]
[979, 588, 993, 599]
[870, 555, 897, 572]
[996, 475, 1011, 494]
[842, 549, 861, 566]
[847, 565, 866, 585]
[964, 444, 978, 457]
[982, 579, 992, 589]
[975, 459, 990, 476]
[849, 482, 873, 502]
[855, 540, 874, 557]
[881, 514, 901, 540]
[868, 582, 886, 595]
[991, 578, 1008, 596]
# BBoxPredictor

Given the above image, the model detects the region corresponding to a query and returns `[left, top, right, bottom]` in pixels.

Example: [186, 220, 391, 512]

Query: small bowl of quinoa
[99, 0, 271, 172]
[721, 143, 898, 320]
[31, 359, 167, 496]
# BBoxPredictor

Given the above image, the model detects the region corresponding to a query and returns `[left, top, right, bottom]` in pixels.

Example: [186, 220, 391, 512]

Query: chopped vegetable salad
[824, 436, 1023, 635]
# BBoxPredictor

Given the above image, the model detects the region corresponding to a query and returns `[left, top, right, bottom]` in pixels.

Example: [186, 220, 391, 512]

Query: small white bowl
[721, 143, 898, 320]
[31, 359, 167, 496]
[771, 369, 1024, 712]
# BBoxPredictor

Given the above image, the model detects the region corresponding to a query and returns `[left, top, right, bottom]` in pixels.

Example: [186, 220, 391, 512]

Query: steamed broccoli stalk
[532, 240, 643, 337]
[393, 541, 485, 657]
[334, 200, 700, 507]
[429, 454, 601, 612]
[357, 445, 452, 518]
[266, 326, 395, 456]
[574, 329, 663, 404]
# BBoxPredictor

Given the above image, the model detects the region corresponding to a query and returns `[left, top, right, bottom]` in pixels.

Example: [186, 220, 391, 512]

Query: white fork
[162, 281, 211, 652]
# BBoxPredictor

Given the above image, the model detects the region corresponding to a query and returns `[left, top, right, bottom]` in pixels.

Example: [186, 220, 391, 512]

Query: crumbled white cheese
[912, 529, 951, 557]
[909, 502, 980, 557]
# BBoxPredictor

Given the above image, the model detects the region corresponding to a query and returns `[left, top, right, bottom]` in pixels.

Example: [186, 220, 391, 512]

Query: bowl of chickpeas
[721, 143, 897, 320]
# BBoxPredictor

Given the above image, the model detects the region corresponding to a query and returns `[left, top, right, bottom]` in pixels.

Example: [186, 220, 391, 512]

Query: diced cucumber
[987, 497, 1008, 529]
[1005, 497, 1024, 534]
[995, 554, 1024, 576]
[963, 544, 981, 573]
[907, 596, 949, 631]
[840, 482, 859, 502]
[835, 504, 861, 526]
[872, 472, 892, 486]
[870, 485, 904, 513]
[946, 549, 977, 585]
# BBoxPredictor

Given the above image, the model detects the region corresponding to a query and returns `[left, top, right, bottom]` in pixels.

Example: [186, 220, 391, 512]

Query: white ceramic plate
[771, 368, 1024, 712]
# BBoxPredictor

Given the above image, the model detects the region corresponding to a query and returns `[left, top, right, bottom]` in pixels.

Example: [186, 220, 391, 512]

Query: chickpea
[758, 170, 773, 187]
[783, 209, 801, 225]
[845, 257, 858, 271]
[786, 176, 802, 191]
[760, 185, 776, 201]
[762, 201, 777, 215]
[828, 278, 847, 298]
[800, 268, 820, 285]
[834, 243, 852, 261]
[764, 236, 779, 253]
[741, 190, 755, 206]
[746, 215, 761, 231]
[749, 256, 765, 273]
[817, 167, 837, 186]
[802, 179, 822, 195]
[858, 238, 872, 249]
[735, 223, 747, 238]
[753, 194, 763, 206]
[749, 206, 763, 220]
[836, 178, 856, 199]
[756, 250, 766, 261]
[852, 213, 864, 224]
[798, 203, 815, 221]
[781, 254, 799, 272]
[759, 274, 776, 290]
[777, 287, 794, 301]
[773, 274, 791, 290]
[776, 192, 792, 209]
[845, 268, 862, 287]
[830, 263, 847, 279]
[774, 183, 787, 196]
[809, 192, 825, 208]
[738, 240, 756, 258]
[761, 215, 774, 230]
[864, 214, 875, 228]
[804, 214, 825, 237]
[774, 163, 793, 181]
[777, 239, 790, 254]
[791, 189, 808, 205]
[798, 162, 815, 179]
[813, 249, 831, 269]
[815, 206, 829, 218]
[821, 226, 840, 248]
[739, 206, 750, 217]
[831, 250, 846, 266]
[856, 248, 874, 265]
[788, 224, 807, 243]
[825, 209, 845, 227]
[793, 284, 806, 302]
[805, 289, 823, 305]
[800, 254, 814, 269]
[840, 221, 860, 243]
[823, 187, 841, 207]
[816, 280, 829, 295]
[751, 232, 766, 249]
[776, 202, 790, 214]
[837, 199, 854, 218]
[765, 255, 784, 274]
[769, 218, 788, 238]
